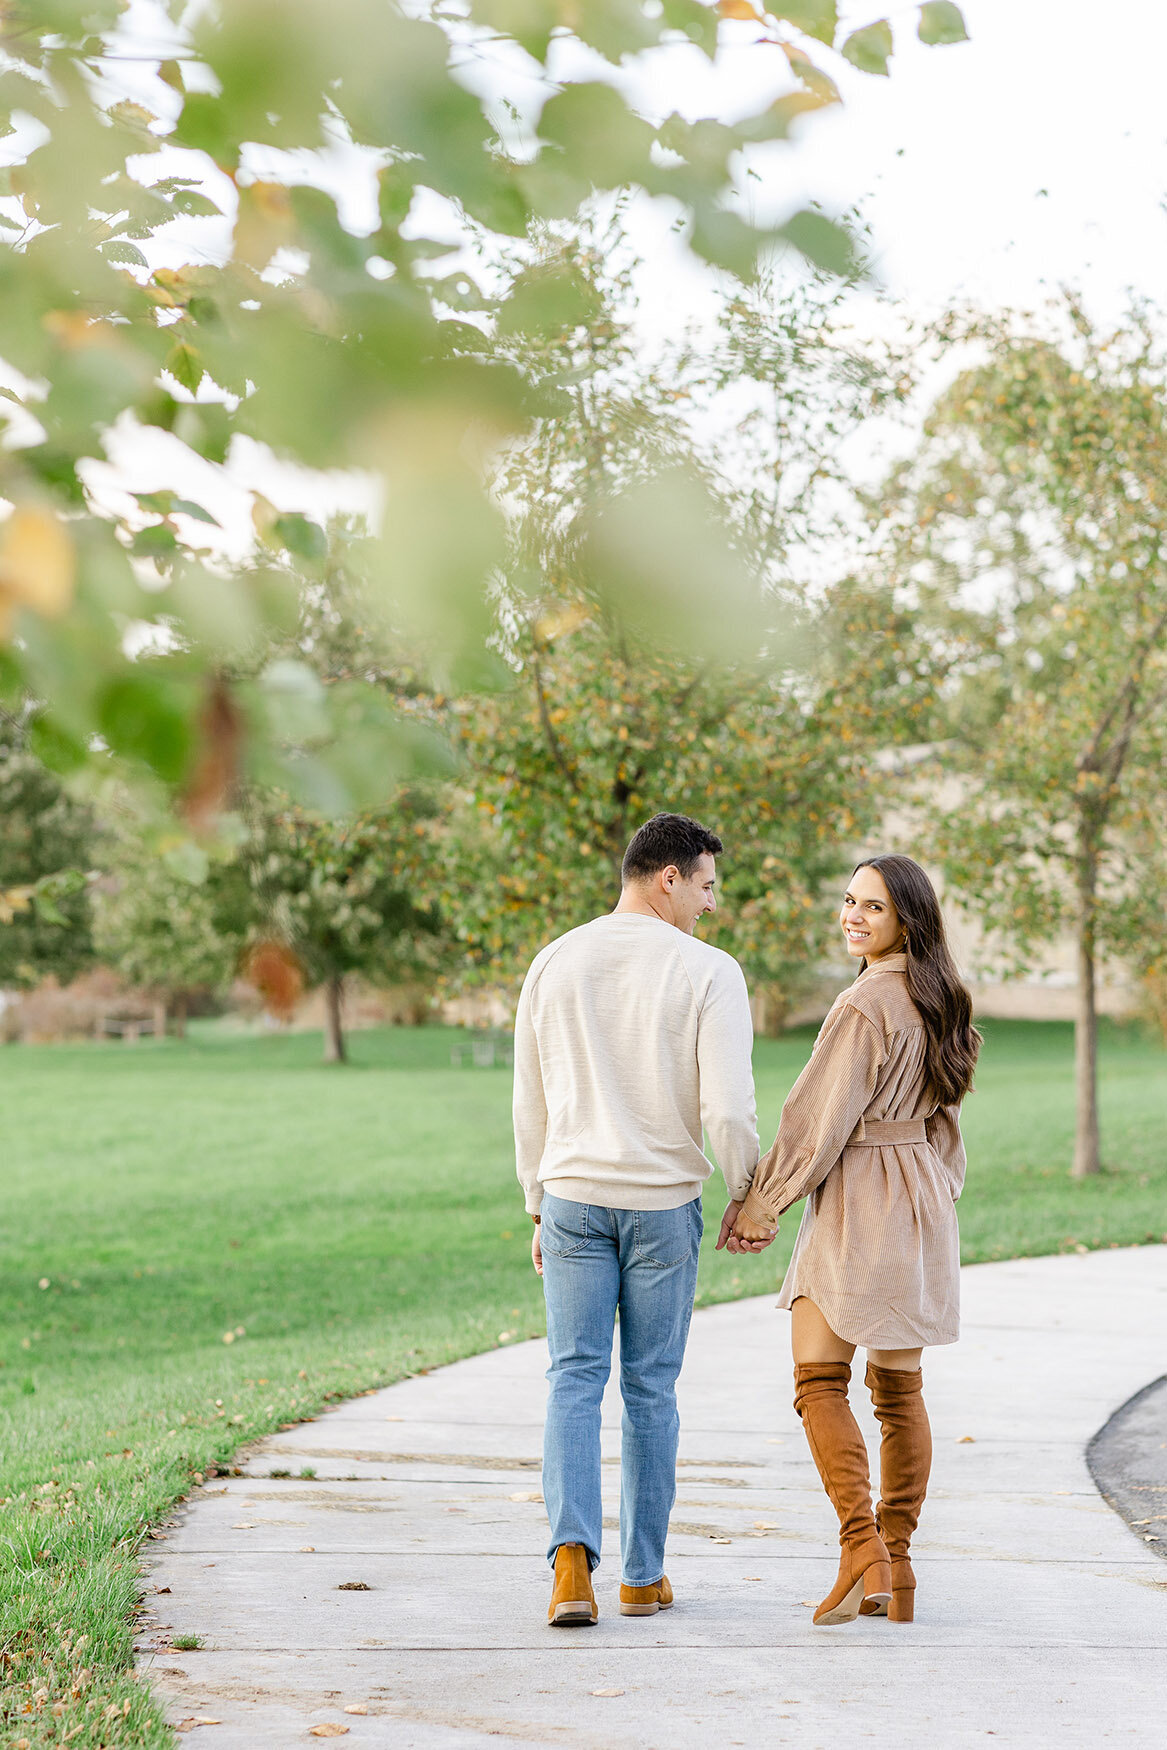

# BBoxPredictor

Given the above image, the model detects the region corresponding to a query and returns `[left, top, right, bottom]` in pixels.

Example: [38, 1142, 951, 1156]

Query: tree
[433, 230, 939, 1008]
[0, 719, 97, 986]
[91, 837, 250, 1032]
[243, 796, 445, 1061]
[0, 0, 967, 821]
[885, 300, 1167, 1176]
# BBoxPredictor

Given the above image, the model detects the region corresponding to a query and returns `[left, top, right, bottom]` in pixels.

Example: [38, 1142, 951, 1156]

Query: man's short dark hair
[621, 813, 724, 885]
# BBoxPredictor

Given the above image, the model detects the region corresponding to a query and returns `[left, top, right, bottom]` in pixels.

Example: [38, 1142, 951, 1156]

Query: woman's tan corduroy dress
[740, 953, 965, 1349]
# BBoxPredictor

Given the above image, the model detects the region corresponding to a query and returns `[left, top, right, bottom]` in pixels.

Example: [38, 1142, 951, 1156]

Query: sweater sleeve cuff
[741, 1184, 780, 1226]
[524, 1189, 544, 1215]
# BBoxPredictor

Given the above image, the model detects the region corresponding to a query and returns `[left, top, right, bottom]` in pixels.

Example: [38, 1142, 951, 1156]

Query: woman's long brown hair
[854, 854, 981, 1106]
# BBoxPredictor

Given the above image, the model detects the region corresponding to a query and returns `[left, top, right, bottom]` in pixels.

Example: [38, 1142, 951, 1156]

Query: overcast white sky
[611, 0, 1167, 328]
[7, 0, 1167, 545]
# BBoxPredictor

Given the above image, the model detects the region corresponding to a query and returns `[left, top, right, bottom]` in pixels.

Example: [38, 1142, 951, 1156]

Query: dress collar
[858, 951, 908, 977]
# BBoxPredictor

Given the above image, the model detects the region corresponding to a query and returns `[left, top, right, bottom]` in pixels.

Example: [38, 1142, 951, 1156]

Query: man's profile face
[669, 852, 717, 934]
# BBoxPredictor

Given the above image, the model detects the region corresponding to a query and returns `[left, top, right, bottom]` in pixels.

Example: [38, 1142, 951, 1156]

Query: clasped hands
[716, 1200, 778, 1256]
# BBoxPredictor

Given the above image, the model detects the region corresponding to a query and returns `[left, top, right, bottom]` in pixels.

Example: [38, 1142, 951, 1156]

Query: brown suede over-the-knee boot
[861, 1362, 932, 1622]
[793, 1362, 891, 1625]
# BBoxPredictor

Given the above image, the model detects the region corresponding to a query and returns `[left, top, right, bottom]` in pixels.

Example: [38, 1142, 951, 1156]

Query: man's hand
[531, 1220, 543, 1277]
[730, 1208, 778, 1252]
[716, 1201, 777, 1254]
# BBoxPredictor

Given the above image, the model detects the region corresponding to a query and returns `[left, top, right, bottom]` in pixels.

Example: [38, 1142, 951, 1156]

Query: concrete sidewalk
[137, 1246, 1167, 1747]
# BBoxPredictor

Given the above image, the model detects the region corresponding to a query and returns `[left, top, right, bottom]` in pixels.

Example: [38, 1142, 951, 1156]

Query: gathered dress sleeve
[741, 1000, 886, 1225]
[925, 1102, 966, 1200]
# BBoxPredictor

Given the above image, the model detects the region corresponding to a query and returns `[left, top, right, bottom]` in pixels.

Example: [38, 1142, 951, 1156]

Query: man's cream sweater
[513, 912, 760, 1214]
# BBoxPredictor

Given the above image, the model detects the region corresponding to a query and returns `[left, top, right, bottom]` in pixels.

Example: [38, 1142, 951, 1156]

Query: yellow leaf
[308, 1727, 350, 1738]
[0, 507, 76, 625]
[717, 0, 760, 17]
[235, 180, 295, 271]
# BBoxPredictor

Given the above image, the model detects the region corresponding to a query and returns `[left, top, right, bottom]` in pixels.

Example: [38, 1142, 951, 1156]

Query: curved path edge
[1087, 1373, 1167, 1564]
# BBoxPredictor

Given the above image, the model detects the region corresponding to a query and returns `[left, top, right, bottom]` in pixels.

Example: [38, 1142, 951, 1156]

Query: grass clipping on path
[2, 1019, 1166, 1746]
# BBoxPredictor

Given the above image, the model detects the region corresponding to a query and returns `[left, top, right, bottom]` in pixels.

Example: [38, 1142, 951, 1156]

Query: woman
[729, 855, 980, 1626]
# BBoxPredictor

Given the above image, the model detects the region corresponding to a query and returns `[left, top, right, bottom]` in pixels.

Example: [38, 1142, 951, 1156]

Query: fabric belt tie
[846, 1116, 927, 1147]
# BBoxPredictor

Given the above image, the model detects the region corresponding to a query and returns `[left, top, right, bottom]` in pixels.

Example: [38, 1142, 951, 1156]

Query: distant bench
[450, 1028, 514, 1069]
[96, 1004, 168, 1043]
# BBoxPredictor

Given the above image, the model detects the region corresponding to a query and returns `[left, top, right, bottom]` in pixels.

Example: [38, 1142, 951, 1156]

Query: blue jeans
[540, 1192, 703, 1587]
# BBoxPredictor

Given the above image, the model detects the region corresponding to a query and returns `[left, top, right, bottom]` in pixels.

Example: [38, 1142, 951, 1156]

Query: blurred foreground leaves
[0, 0, 965, 819]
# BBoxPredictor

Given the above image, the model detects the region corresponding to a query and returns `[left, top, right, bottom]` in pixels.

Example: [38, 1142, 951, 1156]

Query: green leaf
[661, 0, 719, 56]
[172, 402, 232, 464]
[497, 263, 604, 337]
[0, 212, 21, 232]
[272, 513, 327, 560]
[161, 839, 210, 884]
[538, 85, 655, 192]
[470, 0, 558, 61]
[917, 2, 968, 45]
[169, 189, 224, 218]
[778, 208, 859, 276]
[100, 239, 149, 268]
[841, 19, 893, 74]
[28, 714, 88, 775]
[172, 498, 220, 526]
[130, 523, 179, 559]
[773, 3, 838, 46]
[254, 658, 330, 745]
[172, 92, 240, 169]
[33, 893, 69, 927]
[0, 386, 25, 406]
[165, 341, 205, 395]
[97, 672, 196, 784]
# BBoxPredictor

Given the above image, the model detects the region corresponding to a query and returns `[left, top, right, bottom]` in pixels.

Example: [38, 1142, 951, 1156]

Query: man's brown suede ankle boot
[619, 1575, 673, 1617]
[548, 1543, 597, 1626]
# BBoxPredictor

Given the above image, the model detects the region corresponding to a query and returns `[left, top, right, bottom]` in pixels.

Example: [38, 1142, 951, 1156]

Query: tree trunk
[1072, 829, 1101, 1178]
[323, 972, 346, 1065]
[172, 992, 187, 1040]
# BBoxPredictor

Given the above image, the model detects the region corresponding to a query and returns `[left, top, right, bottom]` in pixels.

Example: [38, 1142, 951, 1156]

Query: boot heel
[888, 1587, 915, 1622]
[862, 1557, 891, 1611]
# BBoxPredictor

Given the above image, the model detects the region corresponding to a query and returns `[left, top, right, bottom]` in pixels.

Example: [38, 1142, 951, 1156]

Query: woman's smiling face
[839, 865, 904, 962]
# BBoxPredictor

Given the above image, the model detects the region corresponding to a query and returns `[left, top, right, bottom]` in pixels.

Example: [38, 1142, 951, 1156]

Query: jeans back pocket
[540, 1196, 591, 1258]
[632, 1200, 701, 1269]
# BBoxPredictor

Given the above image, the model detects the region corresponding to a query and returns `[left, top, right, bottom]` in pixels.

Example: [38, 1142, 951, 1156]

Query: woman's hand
[730, 1209, 778, 1252]
[717, 1201, 778, 1254]
[531, 1219, 543, 1277]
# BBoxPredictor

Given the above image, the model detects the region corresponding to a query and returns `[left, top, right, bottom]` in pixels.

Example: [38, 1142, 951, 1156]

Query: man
[513, 811, 773, 1628]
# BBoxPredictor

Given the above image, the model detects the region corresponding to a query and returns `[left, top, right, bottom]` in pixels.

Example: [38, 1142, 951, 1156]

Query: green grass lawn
[2, 1017, 1165, 1745]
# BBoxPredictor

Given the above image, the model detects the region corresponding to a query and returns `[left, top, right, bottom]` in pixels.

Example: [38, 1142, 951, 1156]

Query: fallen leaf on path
[343, 1705, 368, 1714]
[800, 1599, 816, 1607]
[232, 1523, 255, 1529]
[337, 1581, 370, 1591]
[753, 1521, 778, 1530]
[709, 1534, 731, 1544]
[957, 1436, 975, 1444]
[308, 1726, 349, 1738]
[744, 1576, 762, 1581]
[508, 1491, 543, 1502]
[590, 1689, 625, 1697]
[300, 1546, 315, 1552]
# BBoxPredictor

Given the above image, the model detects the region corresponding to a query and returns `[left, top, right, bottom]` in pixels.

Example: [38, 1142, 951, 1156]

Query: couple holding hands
[514, 812, 979, 1630]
